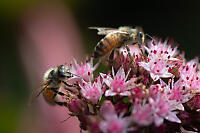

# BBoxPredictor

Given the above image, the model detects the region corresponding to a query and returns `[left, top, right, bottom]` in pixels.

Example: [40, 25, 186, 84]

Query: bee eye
[57, 65, 66, 77]
[60, 67, 65, 73]
[138, 32, 143, 39]
[50, 70, 56, 77]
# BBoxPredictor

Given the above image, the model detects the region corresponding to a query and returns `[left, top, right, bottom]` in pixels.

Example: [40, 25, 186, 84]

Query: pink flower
[131, 82, 182, 127]
[139, 56, 173, 81]
[100, 67, 132, 96]
[147, 81, 182, 126]
[79, 76, 103, 104]
[145, 39, 179, 61]
[154, 79, 185, 110]
[179, 58, 199, 89]
[70, 58, 99, 81]
[131, 87, 146, 100]
[132, 99, 153, 126]
[148, 84, 163, 100]
[149, 97, 181, 127]
[169, 79, 185, 101]
[99, 101, 132, 133]
[169, 78, 194, 104]
[191, 71, 200, 91]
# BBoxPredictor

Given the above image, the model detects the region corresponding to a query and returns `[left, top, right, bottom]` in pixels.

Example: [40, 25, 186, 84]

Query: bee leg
[63, 87, 76, 94]
[125, 44, 133, 62]
[109, 49, 115, 66]
[62, 81, 79, 88]
[49, 88, 67, 106]
[137, 42, 144, 55]
[49, 88, 66, 96]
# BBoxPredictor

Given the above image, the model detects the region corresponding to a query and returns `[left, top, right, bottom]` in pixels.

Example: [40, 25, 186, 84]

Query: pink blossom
[178, 58, 200, 98]
[131, 87, 146, 100]
[139, 56, 173, 81]
[100, 67, 132, 96]
[132, 92, 182, 127]
[132, 99, 153, 126]
[179, 58, 198, 89]
[145, 39, 179, 61]
[155, 79, 185, 110]
[99, 101, 132, 133]
[131, 82, 182, 127]
[147, 81, 182, 126]
[169, 79, 185, 101]
[149, 97, 181, 127]
[148, 84, 162, 100]
[70, 58, 99, 81]
[191, 71, 200, 91]
[79, 77, 103, 104]
[169, 78, 194, 104]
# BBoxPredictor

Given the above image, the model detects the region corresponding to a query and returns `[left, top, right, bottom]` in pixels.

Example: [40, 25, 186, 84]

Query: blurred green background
[0, 0, 200, 133]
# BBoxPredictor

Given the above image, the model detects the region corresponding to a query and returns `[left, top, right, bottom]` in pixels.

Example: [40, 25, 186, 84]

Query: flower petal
[119, 91, 131, 96]
[150, 73, 160, 81]
[116, 67, 126, 79]
[100, 73, 112, 87]
[165, 112, 181, 123]
[105, 90, 117, 96]
[154, 115, 164, 127]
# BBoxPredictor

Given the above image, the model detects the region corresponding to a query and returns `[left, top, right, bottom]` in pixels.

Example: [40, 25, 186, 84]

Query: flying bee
[89, 26, 145, 63]
[29, 65, 78, 106]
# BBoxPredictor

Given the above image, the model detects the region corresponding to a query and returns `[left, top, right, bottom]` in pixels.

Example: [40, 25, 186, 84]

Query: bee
[29, 65, 78, 106]
[89, 26, 145, 62]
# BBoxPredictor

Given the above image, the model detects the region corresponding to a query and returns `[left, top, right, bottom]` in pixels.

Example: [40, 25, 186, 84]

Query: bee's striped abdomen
[93, 33, 123, 58]
[43, 88, 57, 105]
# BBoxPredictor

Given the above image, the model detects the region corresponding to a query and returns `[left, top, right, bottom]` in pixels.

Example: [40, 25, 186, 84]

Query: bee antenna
[71, 73, 82, 78]
[145, 34, 155, 42]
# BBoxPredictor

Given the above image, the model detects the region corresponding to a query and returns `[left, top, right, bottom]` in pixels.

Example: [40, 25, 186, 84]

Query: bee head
[58, 65, 72, 78]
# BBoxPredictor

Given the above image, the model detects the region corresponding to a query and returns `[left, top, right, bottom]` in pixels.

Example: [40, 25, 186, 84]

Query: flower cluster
[42, 38, 200, 133]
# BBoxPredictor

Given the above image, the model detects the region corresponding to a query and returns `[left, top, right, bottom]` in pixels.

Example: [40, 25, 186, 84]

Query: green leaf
[122, 97, 129, 103]
[98, 95, 106, 105]
[128, 106, 133, 113]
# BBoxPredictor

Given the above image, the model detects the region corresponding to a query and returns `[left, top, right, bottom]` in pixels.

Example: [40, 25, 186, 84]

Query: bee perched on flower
[37, 27, 200, 133]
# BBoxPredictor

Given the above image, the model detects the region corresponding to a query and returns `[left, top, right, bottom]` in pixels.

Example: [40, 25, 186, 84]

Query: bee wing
[28, 83, 49, 106]
[89, 27, 119, 35]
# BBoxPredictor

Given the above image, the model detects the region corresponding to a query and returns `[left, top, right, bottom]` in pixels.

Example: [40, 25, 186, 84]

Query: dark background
[0, 0, 199, 132]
